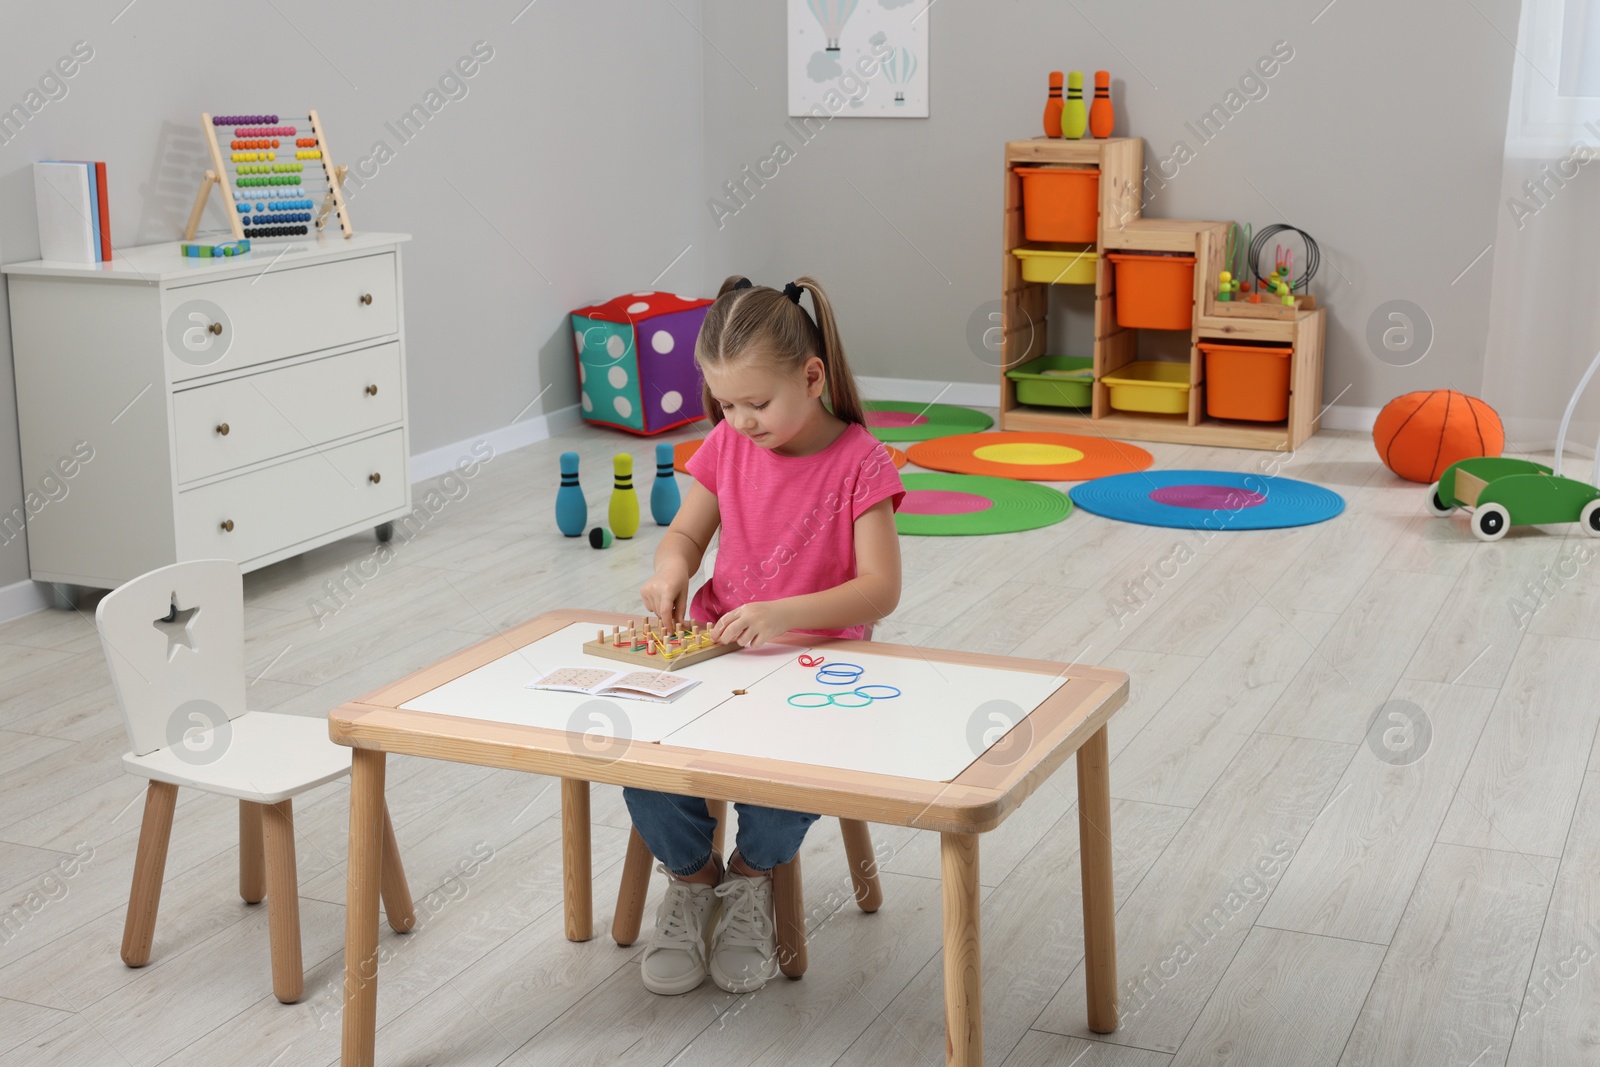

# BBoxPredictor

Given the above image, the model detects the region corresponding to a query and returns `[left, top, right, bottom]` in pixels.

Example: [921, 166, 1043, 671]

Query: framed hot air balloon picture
[787, 0, 929, 118]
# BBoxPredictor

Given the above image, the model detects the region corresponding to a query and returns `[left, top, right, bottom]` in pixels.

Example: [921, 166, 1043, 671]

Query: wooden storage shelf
[1000, 136, 1326, 451]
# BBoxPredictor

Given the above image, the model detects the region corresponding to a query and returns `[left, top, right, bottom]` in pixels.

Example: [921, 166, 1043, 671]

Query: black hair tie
[783, 281, 804, 304]
[733, 277, 752, 291]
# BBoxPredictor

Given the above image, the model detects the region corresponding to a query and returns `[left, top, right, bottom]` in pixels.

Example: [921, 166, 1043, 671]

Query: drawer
[173, 343, 403, 483]
[177, 429, 406, 564]
[166, 253, 398, 382]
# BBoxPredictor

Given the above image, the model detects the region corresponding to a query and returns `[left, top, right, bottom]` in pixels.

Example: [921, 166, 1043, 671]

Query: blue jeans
[623, 788, 819, 876]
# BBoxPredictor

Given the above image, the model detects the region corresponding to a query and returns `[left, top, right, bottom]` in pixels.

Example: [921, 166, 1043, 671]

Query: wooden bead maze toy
[583, 618, 739, 672]
[185, 110, 353, 243]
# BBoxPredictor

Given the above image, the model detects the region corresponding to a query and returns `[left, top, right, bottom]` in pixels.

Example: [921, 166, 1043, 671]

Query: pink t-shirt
[687, 419, 904, 640]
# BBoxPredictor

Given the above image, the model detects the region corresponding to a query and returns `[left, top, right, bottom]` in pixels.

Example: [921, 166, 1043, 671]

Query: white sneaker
[709, 873, 780, 993]
[640, 864, 720, 995]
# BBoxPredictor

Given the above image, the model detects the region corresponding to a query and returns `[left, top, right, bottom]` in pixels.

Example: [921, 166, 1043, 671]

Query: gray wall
[0, 0, 706, 589]
[698, 0, 1521, 415]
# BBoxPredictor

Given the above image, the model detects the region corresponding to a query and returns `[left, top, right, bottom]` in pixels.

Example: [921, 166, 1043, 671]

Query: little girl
[630, 274, 904, 996]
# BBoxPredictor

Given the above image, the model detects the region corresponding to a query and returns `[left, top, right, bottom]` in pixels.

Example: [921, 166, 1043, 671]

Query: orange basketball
[1373, 390, 1503, 483]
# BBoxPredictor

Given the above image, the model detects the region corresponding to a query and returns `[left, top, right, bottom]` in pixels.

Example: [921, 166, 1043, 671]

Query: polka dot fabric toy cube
[570, 291, 711, 435]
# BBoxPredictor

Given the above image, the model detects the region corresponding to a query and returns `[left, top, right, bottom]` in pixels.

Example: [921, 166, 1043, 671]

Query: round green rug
[865, 401, 993, 442]
[894, 472, 1072, 536]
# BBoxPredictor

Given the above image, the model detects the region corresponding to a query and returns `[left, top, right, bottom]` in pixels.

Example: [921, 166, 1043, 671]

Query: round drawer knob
[208, 322, 224, 336]
[220, 519, 235, 532]
[216, 422, 230, 436]
[369, 472, 382, 484]
[359, 293, 373, 306]
[365, 384, 378, 396]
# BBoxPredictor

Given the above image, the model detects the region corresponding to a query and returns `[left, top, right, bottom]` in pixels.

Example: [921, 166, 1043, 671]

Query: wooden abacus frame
[185, 108, 353, 242]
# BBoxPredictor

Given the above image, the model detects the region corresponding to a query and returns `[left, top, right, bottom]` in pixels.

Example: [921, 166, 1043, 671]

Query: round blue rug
[1069, 470, 1344, 530]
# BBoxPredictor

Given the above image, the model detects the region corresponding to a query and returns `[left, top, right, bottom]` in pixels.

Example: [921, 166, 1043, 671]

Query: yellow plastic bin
[1101, 361, 1191, 415]
[1012, 248, 1097, 285]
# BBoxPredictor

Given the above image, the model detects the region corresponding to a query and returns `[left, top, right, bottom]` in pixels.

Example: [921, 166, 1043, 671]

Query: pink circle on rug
[900, 490, 992, 515]
[1149, 485, 1268, 510]
[867, 410, 930, 429]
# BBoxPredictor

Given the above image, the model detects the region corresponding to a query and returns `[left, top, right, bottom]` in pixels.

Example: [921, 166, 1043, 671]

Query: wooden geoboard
[397, 622, 1069, 781]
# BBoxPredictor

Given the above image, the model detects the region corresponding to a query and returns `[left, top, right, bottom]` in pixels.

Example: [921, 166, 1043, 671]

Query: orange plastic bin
[1015, 166, 1100, 243]
[1106, 253, 1196, 331]
[1201, 341, 1292, 422]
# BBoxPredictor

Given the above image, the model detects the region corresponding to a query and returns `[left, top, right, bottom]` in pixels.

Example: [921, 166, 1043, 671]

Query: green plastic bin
[1007, 355, 1094, 408]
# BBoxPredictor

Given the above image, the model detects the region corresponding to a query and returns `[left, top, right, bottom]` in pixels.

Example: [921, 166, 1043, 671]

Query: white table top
[1, 231, 410, 283]
[398, 623, 1071, 782]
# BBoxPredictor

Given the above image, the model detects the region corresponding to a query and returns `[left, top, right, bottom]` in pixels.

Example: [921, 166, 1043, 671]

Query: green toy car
[1427, 349, 1600, 541]
[1428, 456, 1600, 541]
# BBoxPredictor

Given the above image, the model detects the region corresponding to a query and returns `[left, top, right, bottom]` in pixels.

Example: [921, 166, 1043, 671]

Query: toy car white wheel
[1474, 503, 1510, 542]
[1425, 484, 1453, 516]
[1581, 499, 1600, 537]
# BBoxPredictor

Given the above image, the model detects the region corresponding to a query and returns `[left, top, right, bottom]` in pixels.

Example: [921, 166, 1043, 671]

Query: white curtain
[1482, 0, 1600, 455]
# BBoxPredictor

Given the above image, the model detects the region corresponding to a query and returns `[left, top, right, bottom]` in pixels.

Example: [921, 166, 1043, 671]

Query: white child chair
[95, 559, 415, 1003]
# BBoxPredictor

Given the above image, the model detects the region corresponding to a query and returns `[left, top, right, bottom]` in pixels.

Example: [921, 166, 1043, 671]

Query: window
[1507, 0, 1600, 155]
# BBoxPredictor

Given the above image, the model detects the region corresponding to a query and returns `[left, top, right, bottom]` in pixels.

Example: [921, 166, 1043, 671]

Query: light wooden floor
[3, 419, 1599, 1066]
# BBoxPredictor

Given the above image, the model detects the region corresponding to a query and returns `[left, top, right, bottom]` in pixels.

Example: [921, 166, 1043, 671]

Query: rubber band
[786, 692, 834, 708]
[798, 654, 825, 667]
[816, 662, 864, 685]
[853, 684, 901, 700]
[829, 690, 874, 708]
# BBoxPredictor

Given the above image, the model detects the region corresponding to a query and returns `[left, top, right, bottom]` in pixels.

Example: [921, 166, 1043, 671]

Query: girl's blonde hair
[695, 275, 865, 427]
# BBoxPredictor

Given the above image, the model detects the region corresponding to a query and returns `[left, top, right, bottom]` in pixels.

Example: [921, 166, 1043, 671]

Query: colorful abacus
[186, 108, 352, 243]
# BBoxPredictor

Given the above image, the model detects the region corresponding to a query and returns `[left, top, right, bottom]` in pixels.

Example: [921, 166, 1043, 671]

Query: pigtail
[795, 277, 865, 426]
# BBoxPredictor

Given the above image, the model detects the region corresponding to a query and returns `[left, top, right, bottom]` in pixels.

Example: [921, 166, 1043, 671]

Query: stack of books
[33, 161, 111, 263]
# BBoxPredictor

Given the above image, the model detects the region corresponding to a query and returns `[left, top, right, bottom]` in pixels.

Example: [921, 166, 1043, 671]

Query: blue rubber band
[854, 684, 901, 700]
[816, 662, 864, 685]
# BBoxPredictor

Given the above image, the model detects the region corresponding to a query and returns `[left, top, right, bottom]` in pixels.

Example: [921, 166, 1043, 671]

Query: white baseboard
[1320, 405, 1379, 433]
[0, 577, 53, 620]
[409, 404, 582, 482]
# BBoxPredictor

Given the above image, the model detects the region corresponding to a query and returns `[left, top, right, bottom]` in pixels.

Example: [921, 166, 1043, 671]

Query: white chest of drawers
[3, 232, 413, 592]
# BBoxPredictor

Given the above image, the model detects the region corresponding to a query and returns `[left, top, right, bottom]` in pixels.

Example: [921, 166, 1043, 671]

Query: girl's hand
[711, 601, 793, 648]
[640, 571, 688, 630]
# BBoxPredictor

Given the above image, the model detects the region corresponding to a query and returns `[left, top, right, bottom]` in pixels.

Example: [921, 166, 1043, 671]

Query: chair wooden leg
[708, 798, 728, 856]
[239, 800, 265, 904]
[378, 801, 415, 933]
[121, 781, 179, 967]
[261, 798, 304, 1004]
[773, 852, 807, 979]
[612, 826, 654, 946]
[561, 779, 593, 942]
[839, 818, 883, 913]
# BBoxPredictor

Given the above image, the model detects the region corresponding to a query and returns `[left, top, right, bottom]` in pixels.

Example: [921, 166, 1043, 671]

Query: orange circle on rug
[907, 431, 1153, 481]
[674, 437, 907, 474]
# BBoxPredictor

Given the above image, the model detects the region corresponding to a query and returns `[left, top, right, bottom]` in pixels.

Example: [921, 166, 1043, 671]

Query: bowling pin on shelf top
[650, 442, 680, 525]
[1089, 70, 1114, 138]
[1061, 72, 1088, 140]
[609, 453, 640, 539]
[556, 451, 586, 537]
[1042, 71, 1064, 138]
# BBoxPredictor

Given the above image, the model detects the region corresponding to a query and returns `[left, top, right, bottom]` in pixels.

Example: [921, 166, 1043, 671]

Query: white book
[527, 666, 700, 704]
[33, 162, 97, 263]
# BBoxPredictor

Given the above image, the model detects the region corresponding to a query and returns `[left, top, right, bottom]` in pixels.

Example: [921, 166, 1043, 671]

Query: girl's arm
[712, 498, 901, 646]
[641, 480, 720, 628]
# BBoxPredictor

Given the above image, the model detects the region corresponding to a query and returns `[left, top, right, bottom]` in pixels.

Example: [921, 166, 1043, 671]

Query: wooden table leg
[562, 779, 592, 942]
[342, 748, 385, 1067]
[1076, 724, 1119, 1034]
[378, 801, 416, 933]
[839, 818, 883, 913]
[941, 832, 982, 1066]
[612, 826, 654, 946]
